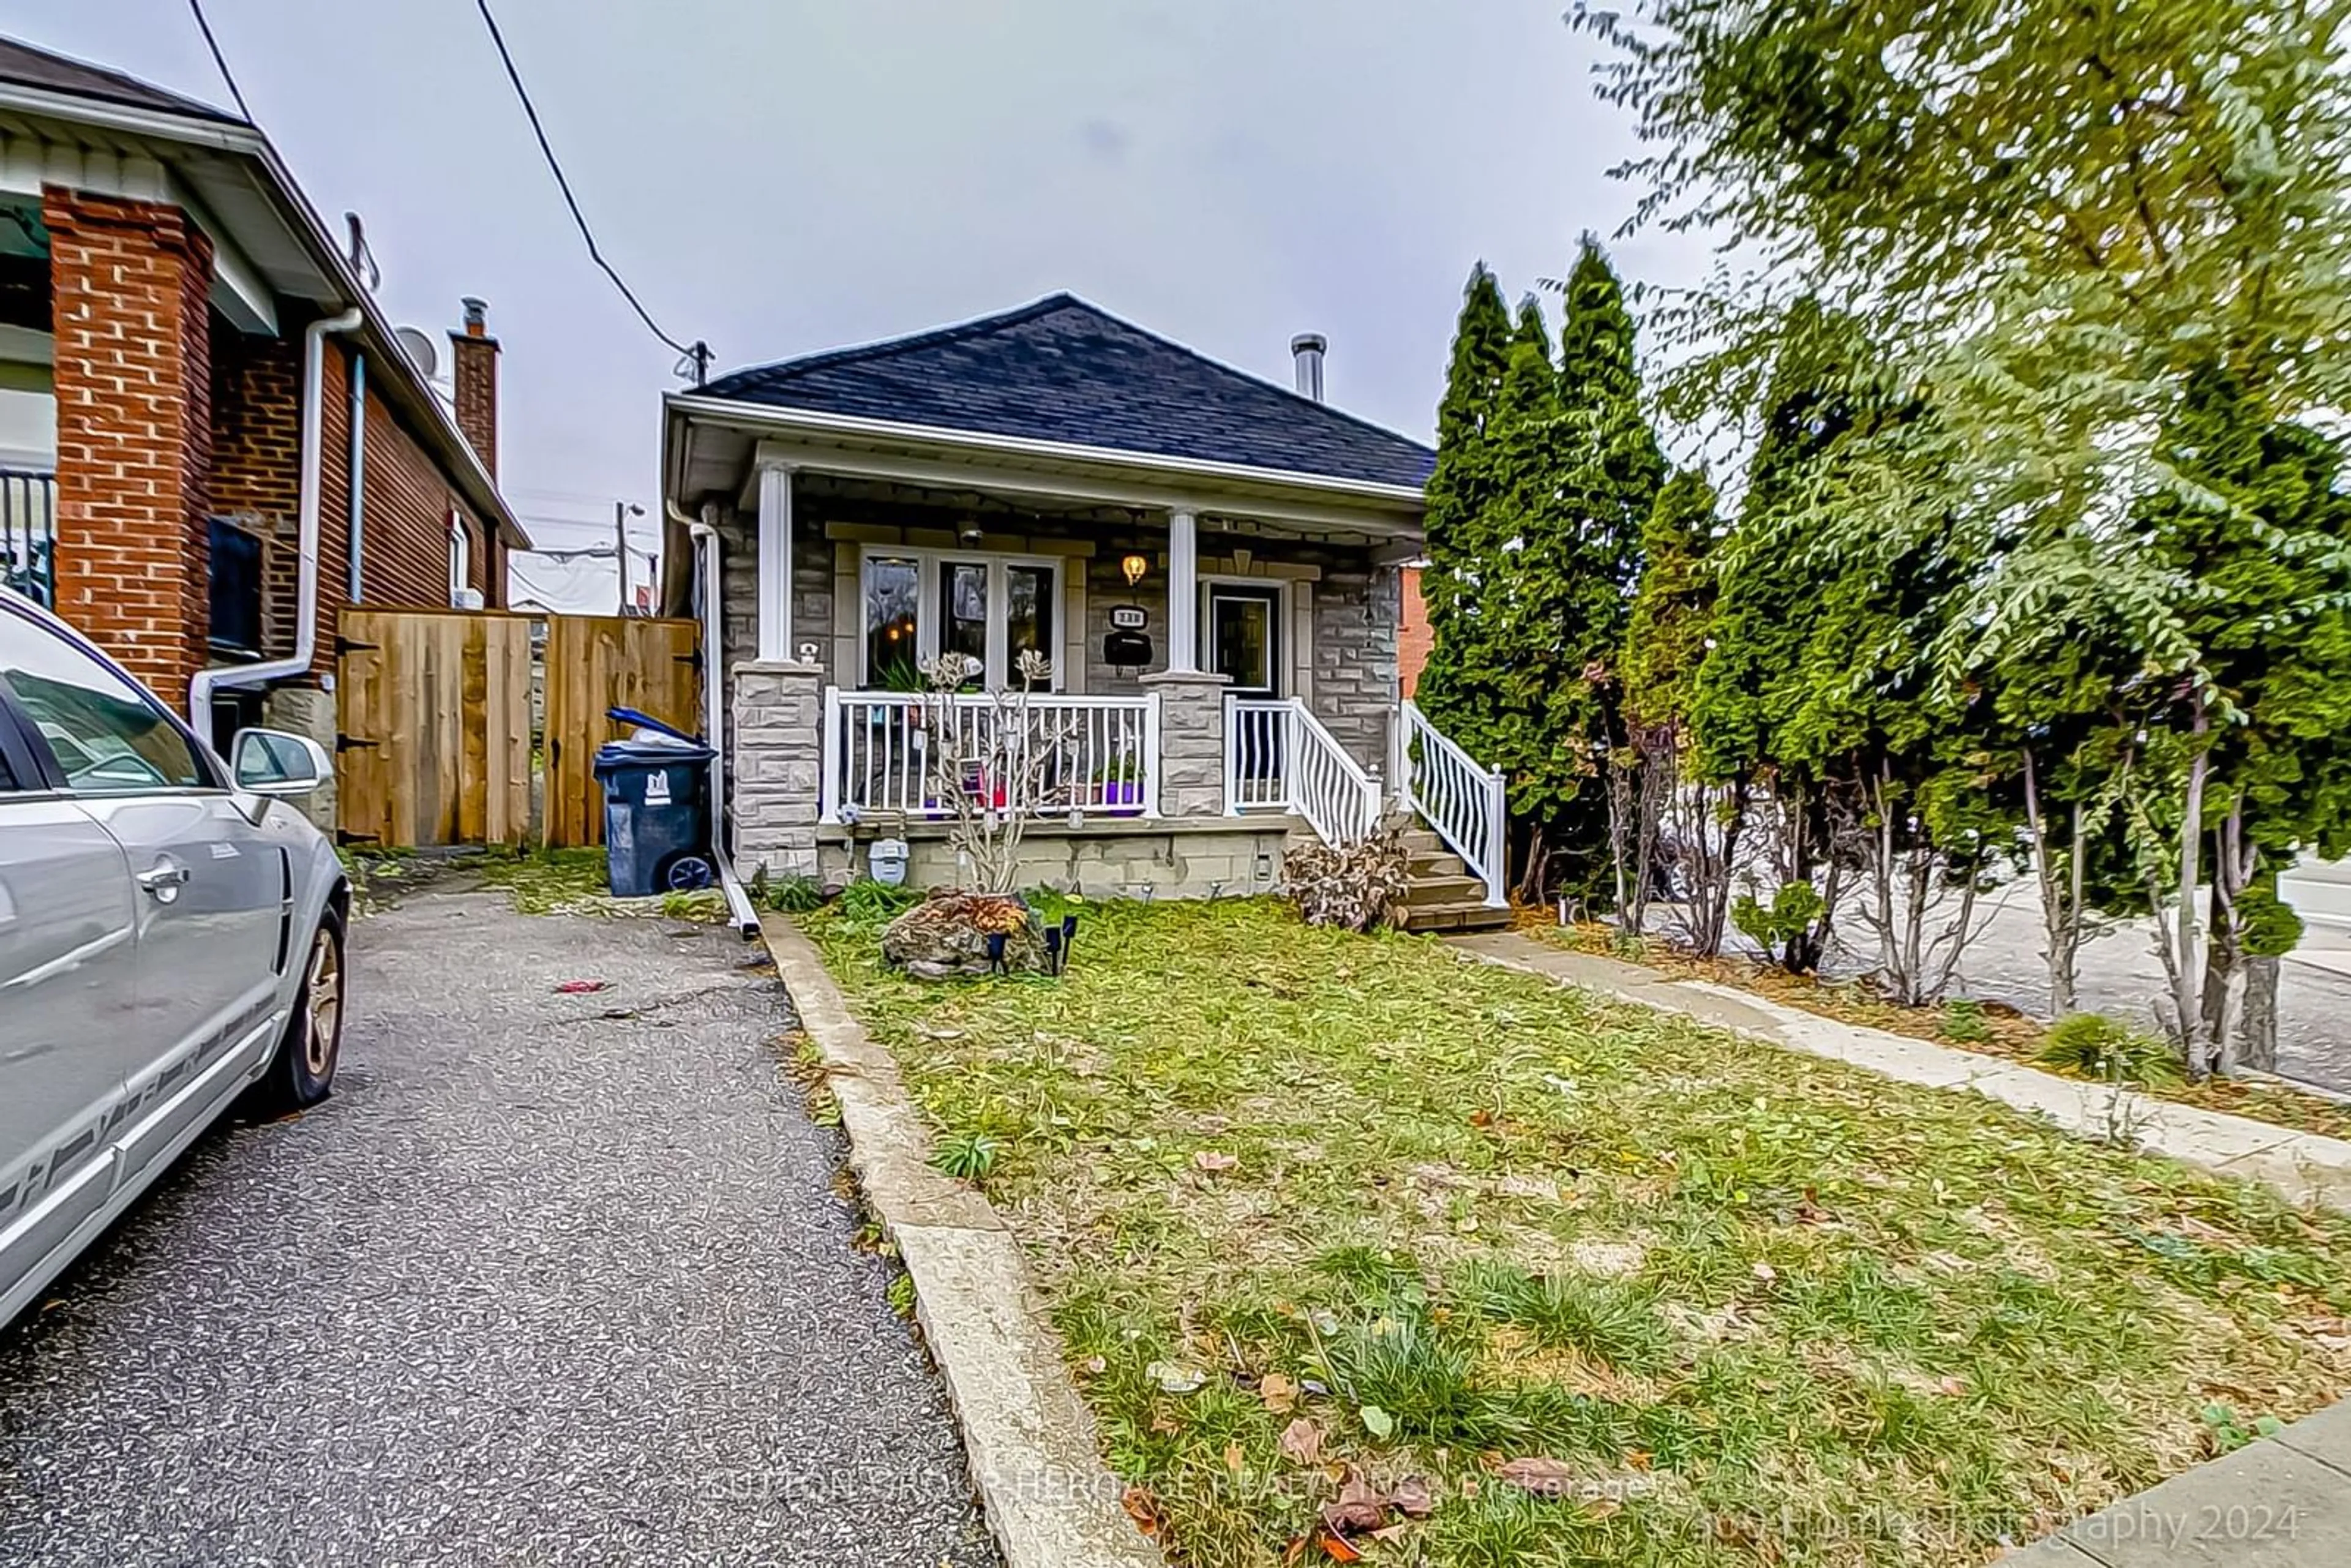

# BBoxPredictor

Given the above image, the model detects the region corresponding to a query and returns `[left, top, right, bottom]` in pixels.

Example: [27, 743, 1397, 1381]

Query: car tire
[255, 910, 345, 1112]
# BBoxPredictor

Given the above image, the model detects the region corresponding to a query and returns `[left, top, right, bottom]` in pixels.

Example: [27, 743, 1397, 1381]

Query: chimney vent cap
[461, 296, 489, 336]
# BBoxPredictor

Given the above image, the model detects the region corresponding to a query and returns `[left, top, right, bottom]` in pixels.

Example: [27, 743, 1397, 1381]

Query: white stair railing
[1400, 699, 1507, 907]
[1225, 697, 1381, 845]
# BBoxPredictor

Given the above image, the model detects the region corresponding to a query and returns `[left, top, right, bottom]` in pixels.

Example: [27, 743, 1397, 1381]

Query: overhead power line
[186, 0, 253, 122]
[470, 0, 708, 380]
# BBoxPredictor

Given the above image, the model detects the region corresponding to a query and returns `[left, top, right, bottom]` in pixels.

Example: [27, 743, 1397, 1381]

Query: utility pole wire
[470, 0, 708, 377]
[186, 0, 254, 122]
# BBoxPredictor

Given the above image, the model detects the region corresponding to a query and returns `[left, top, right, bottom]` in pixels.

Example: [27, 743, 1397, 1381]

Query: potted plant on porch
[1093, 749, 1144, 815]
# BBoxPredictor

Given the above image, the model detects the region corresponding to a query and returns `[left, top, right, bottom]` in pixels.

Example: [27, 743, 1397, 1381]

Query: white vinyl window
[447, 512, 471, 606]
[860, 547, 1060, 690]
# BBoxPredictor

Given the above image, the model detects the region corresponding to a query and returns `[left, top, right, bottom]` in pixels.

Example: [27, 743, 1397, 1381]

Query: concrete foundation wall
[820, 824, 1296, 902]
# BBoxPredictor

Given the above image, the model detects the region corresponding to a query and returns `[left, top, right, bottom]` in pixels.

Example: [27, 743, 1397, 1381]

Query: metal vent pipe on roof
[1291, 333, 1326, 401]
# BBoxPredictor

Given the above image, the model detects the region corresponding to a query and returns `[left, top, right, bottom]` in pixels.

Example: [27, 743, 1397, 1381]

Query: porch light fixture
[1120, 552, 1149, 587]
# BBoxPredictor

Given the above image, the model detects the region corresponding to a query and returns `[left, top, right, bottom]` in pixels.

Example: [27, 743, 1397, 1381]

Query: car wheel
[257, 911, 345, 1112]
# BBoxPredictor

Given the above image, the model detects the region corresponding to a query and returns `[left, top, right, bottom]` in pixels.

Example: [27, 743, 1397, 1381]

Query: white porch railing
[1226, 697, 1382, 845]
[820, 688, 1157, 822]
[1400, 699, 1508, 907]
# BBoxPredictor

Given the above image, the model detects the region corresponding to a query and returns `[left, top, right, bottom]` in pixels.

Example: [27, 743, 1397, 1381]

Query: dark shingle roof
[0, 37, 242, 124]
[703, 294, 1434, 491]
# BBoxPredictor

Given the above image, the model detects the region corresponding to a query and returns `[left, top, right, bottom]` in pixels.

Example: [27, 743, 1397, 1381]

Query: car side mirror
[230, 728, 334, 797]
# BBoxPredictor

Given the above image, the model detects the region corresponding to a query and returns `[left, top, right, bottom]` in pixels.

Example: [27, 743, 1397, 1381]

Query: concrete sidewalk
[2003, 1400, 2351, 1564]
[1448, 931, 2351, 1213]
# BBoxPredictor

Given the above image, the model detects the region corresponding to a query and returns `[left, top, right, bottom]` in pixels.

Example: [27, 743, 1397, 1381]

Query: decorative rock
[882, 893, 1050, 980]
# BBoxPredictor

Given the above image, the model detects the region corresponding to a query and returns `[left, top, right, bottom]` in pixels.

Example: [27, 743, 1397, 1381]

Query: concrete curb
[1448, 932, 2351, 1214]
[763, 921, 1161, 1568]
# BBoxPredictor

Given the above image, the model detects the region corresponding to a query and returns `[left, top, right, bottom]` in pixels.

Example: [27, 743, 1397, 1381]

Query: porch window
[859, 547, 1061, 689]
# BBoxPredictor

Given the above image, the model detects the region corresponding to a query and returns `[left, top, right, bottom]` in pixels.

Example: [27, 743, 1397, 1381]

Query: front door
[1207, 585, 1282, 698]
[1208, 586, 1284, 800]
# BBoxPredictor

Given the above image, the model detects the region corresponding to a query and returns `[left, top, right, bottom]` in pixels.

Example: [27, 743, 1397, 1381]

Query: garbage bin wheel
[659, 851, 716, 893]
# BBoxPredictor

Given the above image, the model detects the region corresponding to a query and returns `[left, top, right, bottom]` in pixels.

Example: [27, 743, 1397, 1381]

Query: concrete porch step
[1398, 898, 1513, 934]
[1401, 873, 1487, 907]
[1409, 848, 1466, 877]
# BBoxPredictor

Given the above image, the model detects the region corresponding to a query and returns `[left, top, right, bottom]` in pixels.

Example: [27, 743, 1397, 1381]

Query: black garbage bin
[593, 717, 717, 897]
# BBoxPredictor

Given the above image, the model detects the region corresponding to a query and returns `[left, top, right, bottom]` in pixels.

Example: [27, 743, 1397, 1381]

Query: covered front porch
[657, 293, 1509, 917]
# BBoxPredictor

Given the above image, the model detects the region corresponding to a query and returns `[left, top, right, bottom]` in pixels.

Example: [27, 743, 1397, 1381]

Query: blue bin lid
[594, 738, 716, 773]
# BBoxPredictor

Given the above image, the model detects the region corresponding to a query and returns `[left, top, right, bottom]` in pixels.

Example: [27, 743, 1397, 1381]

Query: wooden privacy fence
[336, 608, 700, 850]
[542, 613, 701, 847]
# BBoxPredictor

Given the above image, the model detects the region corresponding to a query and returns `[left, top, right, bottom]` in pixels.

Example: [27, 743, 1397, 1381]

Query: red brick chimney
[449, 296, 498, 478]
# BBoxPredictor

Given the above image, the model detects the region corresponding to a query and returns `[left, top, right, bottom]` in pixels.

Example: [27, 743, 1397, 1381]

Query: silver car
[0, 588, 348, 1326]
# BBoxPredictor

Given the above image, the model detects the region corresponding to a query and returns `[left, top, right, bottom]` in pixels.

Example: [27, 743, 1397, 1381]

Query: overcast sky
[7, 0, 1705, 569]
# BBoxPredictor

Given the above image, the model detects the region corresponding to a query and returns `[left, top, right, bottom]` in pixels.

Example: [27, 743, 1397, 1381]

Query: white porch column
[1166, 506, 1199, 672]
[757, 462, 796, 662]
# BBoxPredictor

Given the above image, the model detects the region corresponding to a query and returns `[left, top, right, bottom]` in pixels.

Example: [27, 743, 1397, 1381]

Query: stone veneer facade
[730, 661, 824, 881]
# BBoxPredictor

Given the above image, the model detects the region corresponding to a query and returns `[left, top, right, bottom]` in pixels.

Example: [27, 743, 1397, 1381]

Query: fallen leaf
[1224, 1440, 1246, 1477]
[1321, 1468, 1389, 1536]
[1278, 1417, 1325, 1465]
[1316, 1533, 1363, 1562]
[1624, 1449, 1653, 1472]
[1150, 1411, 1182, 1436]
[1494, 1456, 1580, 1498]
[1146, 1360, 1206, 1394]
[553, 978, 607, 994]
[1082, 1355, 1107, 1375]
[1359, 1405, 1395, 1441]
[1390, 1474, 1435, 1518]
[1468, 1107, 1494, 1128]
[1120, 1484, 1164, 1537]
[1193, 1150, 1239, 1172]
[1750, 1260, 1778, 1283]
[1259, 1371, 1300, 1413]
[1936, 1375, 1968, 1397]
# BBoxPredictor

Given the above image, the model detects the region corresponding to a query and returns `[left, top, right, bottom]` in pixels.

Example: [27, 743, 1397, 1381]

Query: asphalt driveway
[0, 881, 997, 1567]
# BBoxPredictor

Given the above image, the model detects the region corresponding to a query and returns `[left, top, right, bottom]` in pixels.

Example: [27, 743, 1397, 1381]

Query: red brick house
[0, 37, 527, 776]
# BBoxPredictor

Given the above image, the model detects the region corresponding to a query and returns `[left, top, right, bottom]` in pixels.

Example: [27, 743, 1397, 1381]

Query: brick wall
[41, 187, 503, 694]
[43, 186, 215, 699]
[297, 337, 497, 672]
[1398, 565, 1431, 699]
[209, 327, 302, 657]
[450, 323, 497, 479]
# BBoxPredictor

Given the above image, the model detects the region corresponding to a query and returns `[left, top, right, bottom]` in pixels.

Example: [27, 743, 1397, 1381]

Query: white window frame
[857, 546, 1064, 691]
[446, 511, 471, 607]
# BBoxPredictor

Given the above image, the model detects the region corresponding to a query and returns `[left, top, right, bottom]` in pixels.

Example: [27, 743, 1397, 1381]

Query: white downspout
[675, 501, 758, 936]
[190, 307, 366, 731]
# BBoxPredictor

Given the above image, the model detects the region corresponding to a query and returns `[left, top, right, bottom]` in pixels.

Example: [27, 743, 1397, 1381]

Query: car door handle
[136, 858, 190, 904]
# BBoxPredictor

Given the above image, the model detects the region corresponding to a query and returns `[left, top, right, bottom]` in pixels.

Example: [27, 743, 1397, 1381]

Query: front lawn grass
[804, 898, 2351, 1567]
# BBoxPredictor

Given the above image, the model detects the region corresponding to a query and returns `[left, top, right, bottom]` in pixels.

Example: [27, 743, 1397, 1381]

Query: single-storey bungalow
[659, 294, 1506, 929]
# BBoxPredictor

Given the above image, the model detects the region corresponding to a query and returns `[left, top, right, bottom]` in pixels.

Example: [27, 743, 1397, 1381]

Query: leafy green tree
[2134, 367, 2351, 1069]
[1414, 265, 1514, 763]
[1584, 0, 2351, 1062]
[1690, 314, 1856, 970]
[1473, 296, 1598, 897]
[1529, 242, 1670, 902]
[1621, 468, 1731, 950]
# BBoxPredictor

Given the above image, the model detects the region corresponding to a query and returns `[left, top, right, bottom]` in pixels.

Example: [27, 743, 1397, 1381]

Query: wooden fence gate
[336, 607, 701, 850]
[542, 613, 702, 848]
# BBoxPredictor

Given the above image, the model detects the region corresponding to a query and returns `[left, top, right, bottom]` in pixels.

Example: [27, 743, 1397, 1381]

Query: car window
[0, 610, 206, 793]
